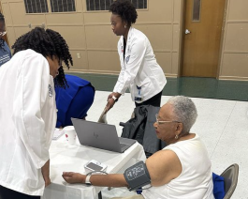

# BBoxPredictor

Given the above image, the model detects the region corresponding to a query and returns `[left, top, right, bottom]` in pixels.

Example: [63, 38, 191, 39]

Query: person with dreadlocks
[0, 12, 11, 67]
[0, 27, 72, 199]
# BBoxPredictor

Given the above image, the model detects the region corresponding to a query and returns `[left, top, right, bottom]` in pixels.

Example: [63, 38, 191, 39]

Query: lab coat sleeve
[113, 38, 147, 94]
[13, 53, 51, 169]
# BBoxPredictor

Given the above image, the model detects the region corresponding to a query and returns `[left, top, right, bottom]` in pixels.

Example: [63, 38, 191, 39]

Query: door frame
[179, 0, 228, 79]
[216, 0, 228, 80]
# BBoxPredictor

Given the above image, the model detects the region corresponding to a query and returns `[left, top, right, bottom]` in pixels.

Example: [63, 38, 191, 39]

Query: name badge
[126, 55, 130, 63]
[48, 84, 53, 97]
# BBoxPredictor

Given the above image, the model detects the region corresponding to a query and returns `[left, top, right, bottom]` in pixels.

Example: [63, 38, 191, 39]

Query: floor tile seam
[209, 101, 237, 158]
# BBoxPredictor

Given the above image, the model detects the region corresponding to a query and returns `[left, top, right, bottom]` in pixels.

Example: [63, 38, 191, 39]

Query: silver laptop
[71, 118, 136, 153]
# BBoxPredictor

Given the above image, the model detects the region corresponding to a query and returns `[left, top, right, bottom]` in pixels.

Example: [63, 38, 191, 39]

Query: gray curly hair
[167, 96, 198, 134]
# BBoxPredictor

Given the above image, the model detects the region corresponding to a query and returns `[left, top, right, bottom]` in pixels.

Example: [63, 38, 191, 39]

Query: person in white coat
[0, 27, 73, 199]
[106, 0, 166, 111]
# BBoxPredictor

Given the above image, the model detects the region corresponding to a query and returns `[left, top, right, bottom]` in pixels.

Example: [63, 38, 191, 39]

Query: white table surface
[42, 132, 146, 199]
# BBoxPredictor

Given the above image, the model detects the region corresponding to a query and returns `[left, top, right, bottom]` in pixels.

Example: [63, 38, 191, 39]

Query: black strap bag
[120, 105, 167, 158]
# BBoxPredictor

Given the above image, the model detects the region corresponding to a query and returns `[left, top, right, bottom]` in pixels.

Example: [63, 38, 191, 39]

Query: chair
[220, 163, 239, 199]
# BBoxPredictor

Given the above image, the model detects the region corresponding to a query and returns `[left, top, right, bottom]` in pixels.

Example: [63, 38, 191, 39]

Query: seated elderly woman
[62, 96, 214, 199]
[55, 74, 95, 128]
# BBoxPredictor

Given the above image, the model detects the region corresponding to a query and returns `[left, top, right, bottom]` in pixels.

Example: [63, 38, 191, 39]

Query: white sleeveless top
[142, 134, 214, 199]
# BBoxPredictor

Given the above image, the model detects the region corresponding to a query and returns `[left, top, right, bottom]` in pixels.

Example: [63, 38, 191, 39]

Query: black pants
[135, 91, 163, 107]
[0, 186, 40, 199]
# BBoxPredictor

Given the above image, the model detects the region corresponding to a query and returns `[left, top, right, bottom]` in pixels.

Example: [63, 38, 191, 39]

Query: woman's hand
[45, 178, 51, 187]
[105, 92, 121, 112]
[62, 172, 85, 184]
[41, 160, 51, 187]
[105, 97, 115, 112]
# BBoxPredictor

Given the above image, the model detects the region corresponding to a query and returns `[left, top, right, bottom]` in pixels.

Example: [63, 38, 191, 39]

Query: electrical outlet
[77, 53, 81, 59]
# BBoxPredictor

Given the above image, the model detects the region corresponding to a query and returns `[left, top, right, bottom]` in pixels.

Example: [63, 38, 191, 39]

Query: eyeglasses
[155, 114, 181, 125]
[0, 31, 7, 37]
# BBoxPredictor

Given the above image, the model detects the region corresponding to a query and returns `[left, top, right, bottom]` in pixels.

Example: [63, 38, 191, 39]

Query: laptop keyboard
[120, 143, 127, 148]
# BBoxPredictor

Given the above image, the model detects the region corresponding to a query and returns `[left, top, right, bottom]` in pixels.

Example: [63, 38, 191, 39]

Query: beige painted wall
[219, 0, 248, 81]
[1, 0, 183, 78]
[1, 0, 247, 80]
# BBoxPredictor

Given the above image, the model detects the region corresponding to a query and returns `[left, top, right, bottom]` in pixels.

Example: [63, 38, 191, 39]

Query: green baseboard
[66, 73, 248, 101]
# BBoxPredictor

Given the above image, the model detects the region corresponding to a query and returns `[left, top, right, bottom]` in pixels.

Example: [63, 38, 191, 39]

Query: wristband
[112, 95, 118, 102]
[85, 171, 108, 186]
[85, 174, 92, 186]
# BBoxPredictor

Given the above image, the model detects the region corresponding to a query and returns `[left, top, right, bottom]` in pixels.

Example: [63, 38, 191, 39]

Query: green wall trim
[67, 73, 248, 101]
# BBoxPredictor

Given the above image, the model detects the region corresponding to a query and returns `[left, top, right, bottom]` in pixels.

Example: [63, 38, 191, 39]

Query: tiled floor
[86, 91, 248, 199]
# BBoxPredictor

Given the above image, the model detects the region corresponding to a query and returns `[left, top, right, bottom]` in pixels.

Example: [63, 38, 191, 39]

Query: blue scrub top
[55, 74, 95, 127]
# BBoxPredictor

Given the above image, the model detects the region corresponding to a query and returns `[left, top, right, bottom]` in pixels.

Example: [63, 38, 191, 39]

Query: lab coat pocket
[135, 77, 151, 88]
[25, 157, 45, 189]
[28, 170, 45, 190]
[133, 78, 151, 101]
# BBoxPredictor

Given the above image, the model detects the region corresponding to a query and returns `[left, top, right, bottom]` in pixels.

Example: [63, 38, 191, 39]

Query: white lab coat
[0, 49, 56, 196]
[113, 27, 167, 103]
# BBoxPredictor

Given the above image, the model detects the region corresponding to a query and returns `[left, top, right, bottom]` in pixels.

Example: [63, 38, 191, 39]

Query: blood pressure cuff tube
[124, 161, 151, 191]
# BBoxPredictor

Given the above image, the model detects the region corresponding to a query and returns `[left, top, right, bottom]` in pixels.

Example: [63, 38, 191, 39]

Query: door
[181, 0, 226, 77]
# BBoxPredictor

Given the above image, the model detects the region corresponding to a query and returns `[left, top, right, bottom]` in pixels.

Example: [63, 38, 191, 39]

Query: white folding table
[42, 135, 146, 199]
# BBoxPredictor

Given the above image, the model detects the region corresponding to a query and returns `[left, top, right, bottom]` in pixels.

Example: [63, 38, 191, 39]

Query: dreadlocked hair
[12, 27, 73, 88]
[46, 29, 73, 88]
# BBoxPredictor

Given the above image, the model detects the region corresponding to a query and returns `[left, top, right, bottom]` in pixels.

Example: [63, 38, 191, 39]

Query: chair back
[220, 163, 239, 199]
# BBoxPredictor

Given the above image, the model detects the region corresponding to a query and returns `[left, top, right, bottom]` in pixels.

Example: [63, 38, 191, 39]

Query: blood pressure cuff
[124, 161, 151, 191]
